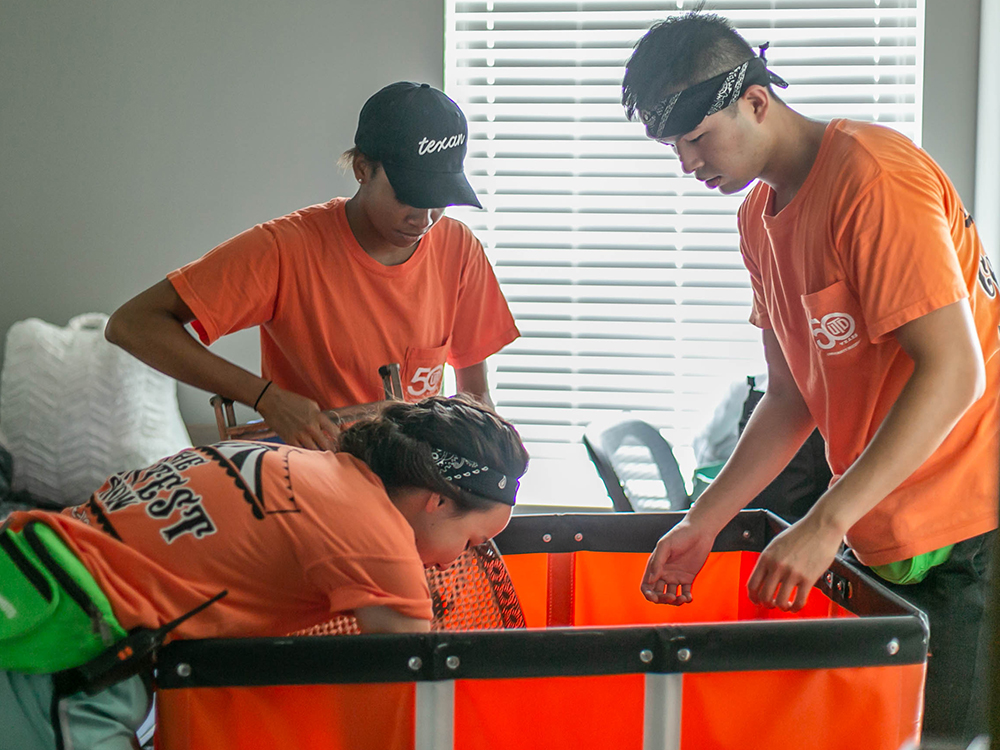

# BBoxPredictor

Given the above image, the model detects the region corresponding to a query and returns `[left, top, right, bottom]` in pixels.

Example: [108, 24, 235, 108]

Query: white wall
[0, 0, 985, 427]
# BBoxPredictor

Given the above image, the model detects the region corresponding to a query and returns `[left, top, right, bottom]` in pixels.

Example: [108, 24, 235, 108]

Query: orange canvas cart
[154, 510, 928, 750]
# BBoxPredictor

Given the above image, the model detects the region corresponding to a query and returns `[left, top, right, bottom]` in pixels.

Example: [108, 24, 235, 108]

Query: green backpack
[0, 520, 126, 674]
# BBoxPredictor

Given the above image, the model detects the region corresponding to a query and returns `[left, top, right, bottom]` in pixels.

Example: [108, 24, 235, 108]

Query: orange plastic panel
[454, 674, 645, 750]
[679, 663, 925, 750]
[155, 683, 415, 750]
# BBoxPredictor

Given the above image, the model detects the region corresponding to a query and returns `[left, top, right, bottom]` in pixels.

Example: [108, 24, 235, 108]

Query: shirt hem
[167, 270, 221, 345]
[448, 325, 521, 370]
[849, 515, 998, 567]
[866, 286, 968, 343]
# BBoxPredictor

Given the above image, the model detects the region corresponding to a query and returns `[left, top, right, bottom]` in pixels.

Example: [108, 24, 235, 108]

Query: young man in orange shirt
[0, 395, 528, 750]
[623, 13, 998, 741]
[106, 82, 519, 450]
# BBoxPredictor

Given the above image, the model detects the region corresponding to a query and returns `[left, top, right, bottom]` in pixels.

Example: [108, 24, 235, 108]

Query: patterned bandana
[431, 448, 518, 506]
[638, 47, 789, 140]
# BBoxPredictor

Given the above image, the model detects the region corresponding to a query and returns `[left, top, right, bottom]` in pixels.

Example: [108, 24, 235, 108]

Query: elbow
[969, 360, 987, 405]
[954, 353, 987, 413]
[104, 307, 127, 348]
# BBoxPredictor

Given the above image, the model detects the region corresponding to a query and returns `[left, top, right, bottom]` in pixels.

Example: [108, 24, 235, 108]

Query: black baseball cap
[354, 82, 482, 210]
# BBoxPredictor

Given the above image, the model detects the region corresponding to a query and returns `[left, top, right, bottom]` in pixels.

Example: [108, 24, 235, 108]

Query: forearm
[455, 361, 494, 408]
[687, 388, 816, 533]
[106, 305, 267, 407]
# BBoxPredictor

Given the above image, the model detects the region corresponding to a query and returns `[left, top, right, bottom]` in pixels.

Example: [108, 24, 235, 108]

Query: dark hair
[622, 11, 757, 122]
[338, 147, 381, 176]
[338, 395, 529, 513]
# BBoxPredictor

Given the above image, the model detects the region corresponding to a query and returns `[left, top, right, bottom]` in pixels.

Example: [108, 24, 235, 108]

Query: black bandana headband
[431, 448, 518, 506]
[639, 46, 789, 140]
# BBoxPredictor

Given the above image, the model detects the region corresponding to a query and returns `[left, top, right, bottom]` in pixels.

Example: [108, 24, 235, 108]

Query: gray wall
[923, 0, 981, 208]
[0, 0, 444, 425]
[0, 0, 984, 428]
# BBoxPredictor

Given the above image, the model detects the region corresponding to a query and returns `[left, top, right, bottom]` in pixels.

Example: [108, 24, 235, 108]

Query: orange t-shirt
[168, 198, 519, 408]
[739, 119, 1000, 566]
[10, 443, 432, 638]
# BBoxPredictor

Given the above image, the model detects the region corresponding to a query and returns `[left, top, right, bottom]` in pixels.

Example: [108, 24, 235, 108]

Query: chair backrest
[583, 418, 689, 512]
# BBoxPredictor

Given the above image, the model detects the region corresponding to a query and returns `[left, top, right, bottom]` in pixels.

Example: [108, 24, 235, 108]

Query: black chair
[583, 417, 690, 512]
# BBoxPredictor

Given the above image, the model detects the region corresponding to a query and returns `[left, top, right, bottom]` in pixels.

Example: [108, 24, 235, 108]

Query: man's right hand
[256, 385, 340, 451]
[640, 520, 715, 605]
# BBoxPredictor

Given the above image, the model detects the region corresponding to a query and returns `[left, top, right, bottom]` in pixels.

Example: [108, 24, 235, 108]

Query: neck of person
[758, 108, 829, 214]
[344, 196, 420, 266]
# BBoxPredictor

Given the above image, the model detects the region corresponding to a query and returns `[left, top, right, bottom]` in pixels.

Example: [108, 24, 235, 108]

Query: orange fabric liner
[454, 674, 644, 750]
[508, 550, 857, 629]
[156, 551, 921, 750]
[155, 683, 415, 750]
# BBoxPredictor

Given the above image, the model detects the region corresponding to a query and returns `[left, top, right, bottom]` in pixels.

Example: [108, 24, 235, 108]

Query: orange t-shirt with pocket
[10, 443, 432, 638]
[168, 198, 519, 408]
[739, 119, 1000, 566]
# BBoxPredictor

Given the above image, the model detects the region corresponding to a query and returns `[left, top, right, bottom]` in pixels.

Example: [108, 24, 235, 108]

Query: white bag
[0, 313, 192, 506]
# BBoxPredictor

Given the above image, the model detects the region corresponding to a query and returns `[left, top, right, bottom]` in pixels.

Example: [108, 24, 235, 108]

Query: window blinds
[445, 0, 923, 468]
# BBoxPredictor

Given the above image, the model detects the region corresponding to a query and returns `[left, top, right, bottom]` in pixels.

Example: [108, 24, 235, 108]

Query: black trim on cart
[493, 510, 772, 555]
[157, 614, 926, 689]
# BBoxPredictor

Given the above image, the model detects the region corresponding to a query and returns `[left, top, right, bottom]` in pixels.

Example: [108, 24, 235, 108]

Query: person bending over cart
[105, 81, 519, 450]
[623, 12, 998, 743]
[0, 395, 528, 750]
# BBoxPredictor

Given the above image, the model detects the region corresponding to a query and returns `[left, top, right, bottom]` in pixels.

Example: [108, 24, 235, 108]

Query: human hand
[256, 385, 340, 451]
[746, 516, 844, 611]
[640, 521, 716, 605]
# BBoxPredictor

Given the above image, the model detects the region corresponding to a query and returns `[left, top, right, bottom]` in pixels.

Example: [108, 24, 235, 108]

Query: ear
[352, 154, 371, 184]
[423, 491, 449, 514]
[742, 84, 771, 124]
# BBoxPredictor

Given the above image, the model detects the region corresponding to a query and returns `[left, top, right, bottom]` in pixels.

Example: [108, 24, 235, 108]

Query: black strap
[22, 522, 100, 623]
[0, 527, 54, 602]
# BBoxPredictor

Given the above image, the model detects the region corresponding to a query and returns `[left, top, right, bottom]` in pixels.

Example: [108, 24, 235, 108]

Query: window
[445, 0, 923, 503]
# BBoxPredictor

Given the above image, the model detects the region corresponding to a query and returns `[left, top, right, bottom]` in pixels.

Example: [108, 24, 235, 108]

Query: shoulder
[427, 214, 484, 257]
[257, 198, 347, 247]
[826, 120, 937, 190]
[737, 182, 770, 233]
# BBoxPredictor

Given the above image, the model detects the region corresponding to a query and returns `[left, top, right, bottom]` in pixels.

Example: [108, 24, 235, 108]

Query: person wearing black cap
[106, 82, 518, 450]
[0, 394, 528, 750]
[624, 12, 998, 743]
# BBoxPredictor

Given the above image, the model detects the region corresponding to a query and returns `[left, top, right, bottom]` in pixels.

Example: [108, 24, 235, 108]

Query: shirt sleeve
[167, 224, 281, 345]
[446, 224, 520, 369]
[738, 206, 771, 330]
[837, 170, 968, 343]
[306, 553, 433, 621]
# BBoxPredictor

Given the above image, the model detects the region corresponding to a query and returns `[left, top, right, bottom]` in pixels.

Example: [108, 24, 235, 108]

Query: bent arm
[746, 299, 986, 610]
[107, 280, 339, 449]
[106, 279, 270, 407]
[354, 605, 432, 634]
[455, 361, 494, 408]
[686, 328, 817, 535]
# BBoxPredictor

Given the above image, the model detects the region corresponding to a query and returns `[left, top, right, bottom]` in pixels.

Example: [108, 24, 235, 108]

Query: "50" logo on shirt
[811, 312, 857, 351]
[407, 365, 444, 398]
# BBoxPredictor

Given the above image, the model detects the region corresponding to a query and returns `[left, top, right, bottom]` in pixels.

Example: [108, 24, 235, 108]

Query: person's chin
[379, 227, 424, 248]
[718, 176, 755, 194]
